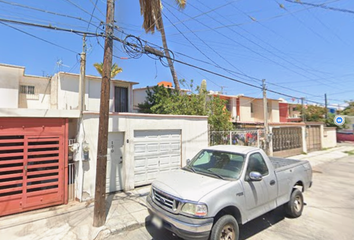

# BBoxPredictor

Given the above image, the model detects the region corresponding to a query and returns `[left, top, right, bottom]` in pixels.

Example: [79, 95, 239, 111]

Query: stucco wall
[0, 64, 21, 108]
[18, 76, 51, 109]
[323, 127, 337, 148]
[132, 88, 147, 112]
[79, 113, 208, 199]
[56, 73, 135, 112]
[239, 97, 252, 122]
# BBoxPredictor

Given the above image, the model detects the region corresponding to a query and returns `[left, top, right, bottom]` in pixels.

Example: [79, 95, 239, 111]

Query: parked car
[146, 145, 312, 240]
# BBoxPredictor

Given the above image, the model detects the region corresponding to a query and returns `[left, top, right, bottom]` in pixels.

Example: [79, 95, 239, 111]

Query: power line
[167, 0, 340, 36]
[163, 9, 260, 84]
[285, 0, 354, 15]
[165, 1, 341, 90]
[222, 0, 344, 86]
[0, 18, 104, 36]
[113, 33, 325, 104]
[87, 0, 100, 30]
[63, 0, 103, 23]
[89, 0, 105, 18]
[164, 0, 239, 29]
[273, 0, 330, 44]
[0, 0, 100, 27]
[0, 21, 77, 53]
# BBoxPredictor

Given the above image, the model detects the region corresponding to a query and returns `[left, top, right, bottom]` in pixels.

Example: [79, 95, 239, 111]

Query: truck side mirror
[249, 171, 263, 181]
[186, 159, 191, 165]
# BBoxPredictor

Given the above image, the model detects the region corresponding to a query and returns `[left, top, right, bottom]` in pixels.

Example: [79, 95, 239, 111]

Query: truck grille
[153, 189, 179, 212]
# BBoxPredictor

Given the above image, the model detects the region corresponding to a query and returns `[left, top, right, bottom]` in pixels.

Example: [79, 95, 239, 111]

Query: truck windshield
[186, 150, 245, 180]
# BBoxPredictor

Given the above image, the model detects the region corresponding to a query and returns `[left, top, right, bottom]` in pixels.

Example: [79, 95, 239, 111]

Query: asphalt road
[109, 155, 354, 240]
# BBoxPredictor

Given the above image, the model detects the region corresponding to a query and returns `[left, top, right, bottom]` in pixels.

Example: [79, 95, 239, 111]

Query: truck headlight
[181, 203, 208, 217]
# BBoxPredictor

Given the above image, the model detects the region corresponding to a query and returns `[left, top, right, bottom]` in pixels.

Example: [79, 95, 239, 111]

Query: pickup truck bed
[269, 157, 306, 171]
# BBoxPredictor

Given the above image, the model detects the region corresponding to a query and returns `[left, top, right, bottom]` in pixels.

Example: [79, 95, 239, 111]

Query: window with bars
[20, 85, 35, 95]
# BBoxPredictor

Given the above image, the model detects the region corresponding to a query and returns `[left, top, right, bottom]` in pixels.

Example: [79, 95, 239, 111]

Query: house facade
[209, 93, 281, 127]
[0, 63, 208, 216]
[279, 102, 302, 122]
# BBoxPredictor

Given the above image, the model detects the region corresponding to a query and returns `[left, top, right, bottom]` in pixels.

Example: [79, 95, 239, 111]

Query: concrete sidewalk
[1, 143, 353, 240]
[0, 186, 151, 240]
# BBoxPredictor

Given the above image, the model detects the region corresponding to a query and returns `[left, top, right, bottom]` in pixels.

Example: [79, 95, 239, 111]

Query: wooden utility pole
[301, 97, 305, 122]
[324, 93, 328, 121]
[262, 79, 269, 154]
[93, 0, 115, 227]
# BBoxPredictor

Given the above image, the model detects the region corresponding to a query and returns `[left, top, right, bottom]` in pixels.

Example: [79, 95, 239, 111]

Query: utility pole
[93, 0, 115, 227]
[262, 79, 269, 154]
[78, 34, 86, 115]
[324, 93, 328, 122]
[77, 34, 86, 202]
[301, 97, 305, 122]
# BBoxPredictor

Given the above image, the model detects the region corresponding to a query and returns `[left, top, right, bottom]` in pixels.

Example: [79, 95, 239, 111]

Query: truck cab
[146, 145, 312, 240]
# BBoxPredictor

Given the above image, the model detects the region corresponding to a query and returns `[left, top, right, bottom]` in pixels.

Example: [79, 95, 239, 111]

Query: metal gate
[272, 127, 303, 157]
[0, 118, 68, 217]
[306, 125, 321, 152]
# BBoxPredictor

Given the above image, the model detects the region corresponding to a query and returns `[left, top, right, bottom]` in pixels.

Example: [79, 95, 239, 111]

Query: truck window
[246, 153, 269, 176]
[189, 150, 245, 179]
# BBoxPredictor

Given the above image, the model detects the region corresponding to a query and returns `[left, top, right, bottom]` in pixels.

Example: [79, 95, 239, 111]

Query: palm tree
[93, 62, 123, 78]
[139, 0, 186, 90]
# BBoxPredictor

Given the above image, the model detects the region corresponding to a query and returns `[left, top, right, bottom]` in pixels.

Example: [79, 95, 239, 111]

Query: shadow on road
[239, 206, 285, 240]
[144, 206, 285, 240]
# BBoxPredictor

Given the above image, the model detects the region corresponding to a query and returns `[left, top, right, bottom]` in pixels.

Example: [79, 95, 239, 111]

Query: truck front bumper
[146, 195, 213, 240]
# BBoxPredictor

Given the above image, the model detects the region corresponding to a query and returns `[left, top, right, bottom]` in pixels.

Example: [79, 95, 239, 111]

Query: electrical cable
[0, 0, 101, 28]
[0, 21, 77, 53]
[163, 8, 261, 84]
[87, 0, 100, 30]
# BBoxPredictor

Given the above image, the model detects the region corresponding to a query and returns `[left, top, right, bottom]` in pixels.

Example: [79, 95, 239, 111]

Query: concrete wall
[18, 76, 51, 109]
[0, 64, 22, 108]
[239, 97, 280, 123]
[133, 88, 147, 112]
[55, 72, 136, 112]
[239, 97, 252, 122]
[79, 112, 208, 199]
[0, 64, 51, 109]
[323, 127, 337, 148]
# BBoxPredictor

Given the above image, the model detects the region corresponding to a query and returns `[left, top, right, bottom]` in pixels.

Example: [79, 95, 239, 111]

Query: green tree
[341, 101, 354, 116]
[139, 0, 186, 90]
[93, 62, 122, 78]
[138, 80, 232, 130]
[297, 104, 326, 122]
[297, 104, 347, 129]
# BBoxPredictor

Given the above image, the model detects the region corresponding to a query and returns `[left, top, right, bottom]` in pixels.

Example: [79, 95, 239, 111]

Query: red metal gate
[0, 118, 68, 217]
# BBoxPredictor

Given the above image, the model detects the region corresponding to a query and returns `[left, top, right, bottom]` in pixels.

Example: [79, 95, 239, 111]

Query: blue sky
[0, 0, 353, 107]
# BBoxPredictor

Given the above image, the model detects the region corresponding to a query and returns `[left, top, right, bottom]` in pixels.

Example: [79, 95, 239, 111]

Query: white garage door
[106, 132, 124, 193]
[134, 130, 181, 187]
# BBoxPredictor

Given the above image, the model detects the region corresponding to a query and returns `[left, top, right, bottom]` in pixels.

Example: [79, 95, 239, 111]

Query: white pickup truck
[146, 145, 313, 240]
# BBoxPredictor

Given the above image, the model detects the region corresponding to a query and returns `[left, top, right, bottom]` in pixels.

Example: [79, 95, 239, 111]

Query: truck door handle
[270, 180, 276, 186]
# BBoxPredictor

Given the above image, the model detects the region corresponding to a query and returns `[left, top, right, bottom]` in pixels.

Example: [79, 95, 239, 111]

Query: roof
[204, 145, 260, 154]
[57, 72, 139, 85]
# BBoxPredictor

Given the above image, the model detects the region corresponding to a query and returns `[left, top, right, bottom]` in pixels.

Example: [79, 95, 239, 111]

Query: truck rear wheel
[210, 215, 239, 240]
[284, 188, 304, 218]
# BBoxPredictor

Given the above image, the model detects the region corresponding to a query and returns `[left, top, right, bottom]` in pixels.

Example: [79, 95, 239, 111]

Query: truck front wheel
[210, 215, 239, 240]
[284, 188, 304, 218]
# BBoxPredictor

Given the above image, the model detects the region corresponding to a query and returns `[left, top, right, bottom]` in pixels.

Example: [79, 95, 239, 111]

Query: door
[114, 87, 128, 112]
[242, 152, 277, 221]
[106, 132, 124, 193]
[307, 125, 321, 152]
[134, 130, 181, 187]
[0, 118, 67, 217]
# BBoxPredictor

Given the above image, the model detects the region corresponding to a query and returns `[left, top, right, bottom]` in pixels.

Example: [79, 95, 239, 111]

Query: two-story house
[0, 63, 208, 217]
[209, 92, 281, 127]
